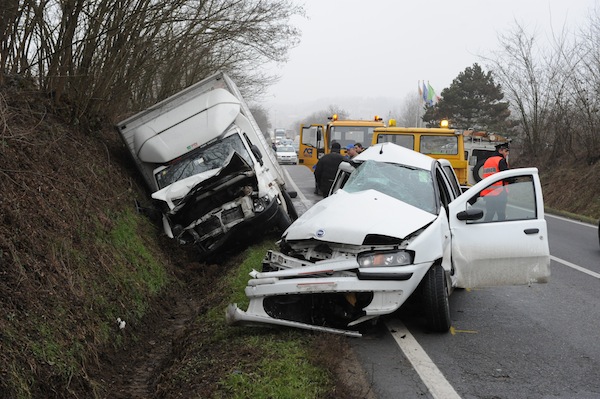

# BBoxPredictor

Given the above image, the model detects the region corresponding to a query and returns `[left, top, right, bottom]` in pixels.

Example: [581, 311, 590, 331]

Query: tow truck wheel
[422, 264, 451, 332]
[473, 159, 486, 183]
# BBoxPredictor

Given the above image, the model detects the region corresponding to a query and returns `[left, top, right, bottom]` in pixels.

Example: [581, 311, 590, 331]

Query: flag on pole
[418, 81, 423, 101]
[422, 81, 428, 103]
[426, 82, 439, 106]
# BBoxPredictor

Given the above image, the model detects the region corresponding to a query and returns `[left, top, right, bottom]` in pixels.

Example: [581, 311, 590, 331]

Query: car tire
[473, 159, 486, 183]
[422, 264, 451, 332]
[598, 219, 600, 247]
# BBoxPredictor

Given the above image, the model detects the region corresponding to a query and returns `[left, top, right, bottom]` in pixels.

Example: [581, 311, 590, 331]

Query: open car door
[448, 167, 550, 288]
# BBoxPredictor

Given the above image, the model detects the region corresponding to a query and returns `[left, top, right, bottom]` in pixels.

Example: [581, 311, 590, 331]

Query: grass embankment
[155, 239, 357, 399]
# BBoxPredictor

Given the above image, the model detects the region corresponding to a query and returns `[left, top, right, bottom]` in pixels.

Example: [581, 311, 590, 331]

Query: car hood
[284, 189, 437, 245]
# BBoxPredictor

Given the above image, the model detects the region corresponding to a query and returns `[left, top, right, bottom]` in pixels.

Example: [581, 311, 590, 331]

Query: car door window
[466, 175, 537, 224]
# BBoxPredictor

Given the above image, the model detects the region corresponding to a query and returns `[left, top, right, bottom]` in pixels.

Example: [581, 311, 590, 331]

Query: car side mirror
[456, 208, 484, 221]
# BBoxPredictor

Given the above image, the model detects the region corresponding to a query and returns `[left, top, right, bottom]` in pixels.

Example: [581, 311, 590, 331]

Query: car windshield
[154, 134, 252, 189]
[343, 160, 437, 214]
[277, 146, 295, 152]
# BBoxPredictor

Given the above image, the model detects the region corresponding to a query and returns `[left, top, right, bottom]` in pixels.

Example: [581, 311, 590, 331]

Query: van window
[376, 134, 414, 149]
[421, 135, 458, 155]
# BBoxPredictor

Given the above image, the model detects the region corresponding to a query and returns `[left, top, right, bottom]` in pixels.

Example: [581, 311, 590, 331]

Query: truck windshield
[154, 134, 252, 189]
[343, 160, 436, 214]
[330, 126, 375, 149]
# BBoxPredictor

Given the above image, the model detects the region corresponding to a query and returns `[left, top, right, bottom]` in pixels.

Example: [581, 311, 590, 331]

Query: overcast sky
[263, 0, 597, 129]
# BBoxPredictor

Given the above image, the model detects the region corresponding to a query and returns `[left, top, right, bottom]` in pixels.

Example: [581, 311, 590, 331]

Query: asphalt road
[282, 164, 600, 399]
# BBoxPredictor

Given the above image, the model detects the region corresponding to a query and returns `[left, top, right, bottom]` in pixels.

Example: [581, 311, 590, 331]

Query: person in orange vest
[481, 142, 510, 221]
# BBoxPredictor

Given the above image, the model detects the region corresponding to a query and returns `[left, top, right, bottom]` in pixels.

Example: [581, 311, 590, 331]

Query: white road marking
[550, 255, 600, 279]
[282, 167, 314, 209]
[545, 213, 598, 229]
[386, 319, 462, 399]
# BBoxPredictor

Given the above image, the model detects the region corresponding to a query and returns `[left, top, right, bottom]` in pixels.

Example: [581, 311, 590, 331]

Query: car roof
[354, 142, 435, 171]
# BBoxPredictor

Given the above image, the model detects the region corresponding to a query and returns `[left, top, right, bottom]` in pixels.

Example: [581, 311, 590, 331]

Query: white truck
[116, 72, 297, 259]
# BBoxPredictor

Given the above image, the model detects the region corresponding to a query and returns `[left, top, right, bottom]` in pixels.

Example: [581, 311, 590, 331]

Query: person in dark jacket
[314, 142, 344, 197]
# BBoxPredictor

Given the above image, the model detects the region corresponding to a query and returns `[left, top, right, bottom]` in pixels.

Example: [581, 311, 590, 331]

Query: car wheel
[473, 159, 486, 183]
[422, 264, 451, 332]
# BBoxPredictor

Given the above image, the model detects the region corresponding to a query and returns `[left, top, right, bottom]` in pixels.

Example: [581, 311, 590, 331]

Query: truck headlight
[253, 195, 270, 213]
[357, 250, 414, 267]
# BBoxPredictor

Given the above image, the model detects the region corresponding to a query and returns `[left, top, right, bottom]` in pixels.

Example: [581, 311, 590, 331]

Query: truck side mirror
[251, 144, 263, 166]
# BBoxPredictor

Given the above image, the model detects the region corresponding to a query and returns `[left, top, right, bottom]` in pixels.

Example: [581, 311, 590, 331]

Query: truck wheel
[473, 159, 486, 183]
[422, 265, 451, 332]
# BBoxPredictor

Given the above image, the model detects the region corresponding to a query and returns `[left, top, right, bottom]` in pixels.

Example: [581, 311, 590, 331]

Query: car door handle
[524, 228, 539, 234]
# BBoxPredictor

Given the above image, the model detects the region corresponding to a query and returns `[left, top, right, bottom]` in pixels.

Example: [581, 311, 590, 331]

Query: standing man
[481, 142, 510, 221]
[345, 143, 359, 160]
[314, 142, 344, 197]
[354, 143, 365, 154]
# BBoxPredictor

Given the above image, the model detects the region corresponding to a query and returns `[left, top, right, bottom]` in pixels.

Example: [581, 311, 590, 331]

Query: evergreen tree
[423, 63, 511, 131]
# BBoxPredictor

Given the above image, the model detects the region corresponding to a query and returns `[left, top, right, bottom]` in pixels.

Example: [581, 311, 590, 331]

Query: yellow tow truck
[298, 114, 385, 171]
[372, 120, 469, 186]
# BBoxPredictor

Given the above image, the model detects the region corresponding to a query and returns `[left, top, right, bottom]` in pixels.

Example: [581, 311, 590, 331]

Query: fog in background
[263, 0, 595, 130]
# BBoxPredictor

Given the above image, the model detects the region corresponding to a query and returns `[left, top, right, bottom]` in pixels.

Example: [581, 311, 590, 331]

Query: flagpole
[416, 80, 420, 127]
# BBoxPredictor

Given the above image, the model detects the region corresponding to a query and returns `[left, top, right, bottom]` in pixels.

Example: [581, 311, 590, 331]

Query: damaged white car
[227, 142, 550, 337]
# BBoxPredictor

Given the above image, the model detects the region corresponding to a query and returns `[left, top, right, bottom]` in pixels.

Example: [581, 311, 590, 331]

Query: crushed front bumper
[226, 251, 432, 336]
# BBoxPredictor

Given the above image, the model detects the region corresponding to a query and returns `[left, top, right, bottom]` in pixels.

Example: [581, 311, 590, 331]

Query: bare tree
[568, 5, 600, 162]
[397, 93, 424, 127]
[249, 104, 271, 139]
[487, 23, 554, 157]
[0, 0, 305, 125]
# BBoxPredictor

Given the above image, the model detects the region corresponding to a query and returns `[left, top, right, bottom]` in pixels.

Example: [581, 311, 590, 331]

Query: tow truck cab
[298, 114, 385, 171]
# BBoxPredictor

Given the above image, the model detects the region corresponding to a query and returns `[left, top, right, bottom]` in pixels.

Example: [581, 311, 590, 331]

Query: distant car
[276, 145, 298, 165]
[228, 142, 551, 336]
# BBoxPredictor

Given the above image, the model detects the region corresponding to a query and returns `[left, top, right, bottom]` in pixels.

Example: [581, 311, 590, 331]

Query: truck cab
[298, 114, 385, 171]
[372, 120, 469, 186]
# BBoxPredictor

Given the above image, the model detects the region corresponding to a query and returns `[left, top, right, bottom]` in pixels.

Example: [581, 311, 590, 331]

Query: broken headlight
[357, 250, 414, 267]
[253, 195, 270, 213]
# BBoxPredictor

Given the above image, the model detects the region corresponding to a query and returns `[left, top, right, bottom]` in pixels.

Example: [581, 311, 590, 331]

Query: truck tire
[473, 159, 486, 183]
[422, 265, 451, 332]
[282, 190, 298, 221]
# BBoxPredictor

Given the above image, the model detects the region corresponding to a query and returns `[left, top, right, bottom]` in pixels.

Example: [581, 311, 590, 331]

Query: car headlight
[357, 250, 414, 267]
